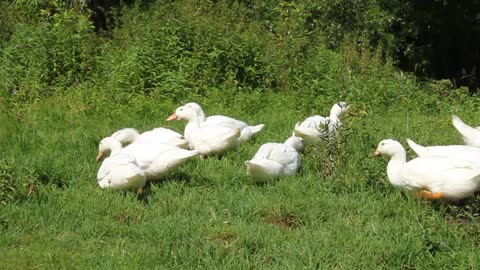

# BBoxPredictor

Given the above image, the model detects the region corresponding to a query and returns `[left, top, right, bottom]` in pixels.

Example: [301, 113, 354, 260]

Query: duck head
[96, 137, 123, 162]
[184, 102, 206, 119]
[330, 101, 351, 120]
[166, 102, 205, 122]
[285, 134, 305, 153]
[373, 139, 405, 158]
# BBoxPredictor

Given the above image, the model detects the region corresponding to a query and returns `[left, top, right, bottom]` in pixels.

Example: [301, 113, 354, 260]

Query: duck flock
[96, 102, 480, 203]
[96, 102, 348, 191]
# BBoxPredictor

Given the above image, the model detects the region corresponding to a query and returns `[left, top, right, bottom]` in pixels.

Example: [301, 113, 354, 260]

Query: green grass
[2, 90, 480, 269]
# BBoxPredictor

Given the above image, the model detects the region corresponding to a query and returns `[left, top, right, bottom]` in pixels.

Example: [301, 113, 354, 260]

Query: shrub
[0, 6, 98, 102]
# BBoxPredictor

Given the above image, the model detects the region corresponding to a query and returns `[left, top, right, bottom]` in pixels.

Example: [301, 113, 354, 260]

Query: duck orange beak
[166, 113, 178, 121]
[370, 149, 381, 158]
[96, 152, 104, 162]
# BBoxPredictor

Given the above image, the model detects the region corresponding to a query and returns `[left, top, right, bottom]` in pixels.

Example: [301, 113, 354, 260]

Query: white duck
[97, 152, 146, 191]
[166, 104, 241, 157]
[167, 102, 264, 142]
[452, 115, 480, 148]
[245, 135, 304, 182]
[407, 138, 480, 164]
[110, 127, 189, 148]
[374, 139, 480, 200]
[97, 137, 199, 181]
[293, 102, 350, 145]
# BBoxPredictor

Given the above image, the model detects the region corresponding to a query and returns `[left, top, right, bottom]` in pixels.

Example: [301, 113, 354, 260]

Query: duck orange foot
[137, 181, 151, 196]
[416, 190, 444, 200]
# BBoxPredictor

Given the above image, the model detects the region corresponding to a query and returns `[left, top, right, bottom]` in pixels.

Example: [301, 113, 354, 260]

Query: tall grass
[2, 86, 480, 268]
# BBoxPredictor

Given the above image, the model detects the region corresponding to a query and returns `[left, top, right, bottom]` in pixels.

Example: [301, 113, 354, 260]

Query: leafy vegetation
[1, 0, 480, 268]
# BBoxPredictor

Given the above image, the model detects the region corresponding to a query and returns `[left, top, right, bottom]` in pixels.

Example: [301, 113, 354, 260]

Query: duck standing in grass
[167, 102, 264, 143]
[245, 135, 304, 183]
[166, 103, 242, 158]
[373, 139, 480, 200]
[293, 102, 350, 145]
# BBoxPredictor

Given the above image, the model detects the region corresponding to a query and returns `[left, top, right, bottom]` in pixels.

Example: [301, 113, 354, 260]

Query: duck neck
[327, 118, 339, 133]
[197, 110, 206, 122]
[123, 129, 139, 144]
[329, 106, 344, 125]
[329, 113, 338, 123]
[184, 117, 202, 140]
[386, 150, 407, 187]
[328, 109, 342, 132]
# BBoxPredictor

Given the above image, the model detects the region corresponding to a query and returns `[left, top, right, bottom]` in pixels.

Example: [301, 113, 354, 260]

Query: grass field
[2, 89, 480, 269]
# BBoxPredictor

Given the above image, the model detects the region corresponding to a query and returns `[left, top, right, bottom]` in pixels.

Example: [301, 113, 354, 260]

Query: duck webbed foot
[416, 190, 444, 200]
[137, 181, 152, 196]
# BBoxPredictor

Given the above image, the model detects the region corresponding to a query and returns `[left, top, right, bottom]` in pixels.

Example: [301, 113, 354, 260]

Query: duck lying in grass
[110, 127, 189, 149]
[167, 102, 264, 143]
[97, 151, 146, 191]
[373, 139, 480, 200]
[293, 102, 350, 145]
[97, 137, 198, 188]
[245, 135, 304, 183]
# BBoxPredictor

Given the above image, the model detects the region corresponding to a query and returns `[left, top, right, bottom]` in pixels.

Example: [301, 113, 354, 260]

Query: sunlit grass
[1, 91, 480, 269]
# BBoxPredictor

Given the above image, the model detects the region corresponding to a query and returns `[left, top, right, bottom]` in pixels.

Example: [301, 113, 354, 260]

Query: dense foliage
[1, 0, 479, 107]
[2, 0, 479, 98]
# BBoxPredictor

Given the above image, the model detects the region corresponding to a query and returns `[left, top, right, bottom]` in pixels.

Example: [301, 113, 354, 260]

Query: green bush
[0, 0, 473, 111]
[0, 8, 98, 102]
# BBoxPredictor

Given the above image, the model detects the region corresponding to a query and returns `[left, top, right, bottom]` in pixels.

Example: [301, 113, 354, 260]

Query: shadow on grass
[167, 171, 195, 184]
[136, 171, 216, 203]
[168, 171, 216, 187]
[442, 195, 480, 222]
